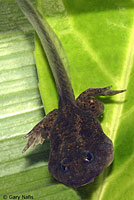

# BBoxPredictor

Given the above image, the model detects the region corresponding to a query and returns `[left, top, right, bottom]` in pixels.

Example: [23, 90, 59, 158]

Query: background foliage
[0, 0, 134, 199]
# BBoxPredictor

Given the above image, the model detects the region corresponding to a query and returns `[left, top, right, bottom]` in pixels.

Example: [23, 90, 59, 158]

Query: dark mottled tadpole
[48, 102, 114, 187]
[17, 0, 126, 187]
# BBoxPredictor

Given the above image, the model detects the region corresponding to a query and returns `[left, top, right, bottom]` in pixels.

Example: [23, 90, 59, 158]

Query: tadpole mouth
[80, 178, 94, 186]
[69, 176, 96, 187]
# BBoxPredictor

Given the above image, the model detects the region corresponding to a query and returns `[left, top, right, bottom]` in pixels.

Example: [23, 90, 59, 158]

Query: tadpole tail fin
[16, 0, 75, 105]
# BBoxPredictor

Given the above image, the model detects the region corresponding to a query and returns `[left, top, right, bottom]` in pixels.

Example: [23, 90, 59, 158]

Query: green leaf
[1, 0, 134, 200]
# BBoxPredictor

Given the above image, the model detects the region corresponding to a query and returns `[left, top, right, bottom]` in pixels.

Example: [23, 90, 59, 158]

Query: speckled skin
[18, 0, 126, 188]
[23, 86, 125, 187]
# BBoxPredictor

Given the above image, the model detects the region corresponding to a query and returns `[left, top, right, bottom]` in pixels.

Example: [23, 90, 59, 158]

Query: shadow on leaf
[24, 141, 50, 167]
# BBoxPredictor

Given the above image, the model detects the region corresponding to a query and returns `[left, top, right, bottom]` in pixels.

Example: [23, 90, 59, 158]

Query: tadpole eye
[84, 152, 94, 162]
[60, 164, 69, 172]
[91, 106, 95, 111]
[90, 103, 95, 111]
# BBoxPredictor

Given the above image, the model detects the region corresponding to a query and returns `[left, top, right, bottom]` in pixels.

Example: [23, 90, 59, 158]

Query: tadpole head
[48, 120, 114, 187]
[48, 104, 114, 187]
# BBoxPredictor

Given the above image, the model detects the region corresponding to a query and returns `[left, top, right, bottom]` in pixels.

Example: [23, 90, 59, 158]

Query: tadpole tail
[16, 0, 75, 105]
